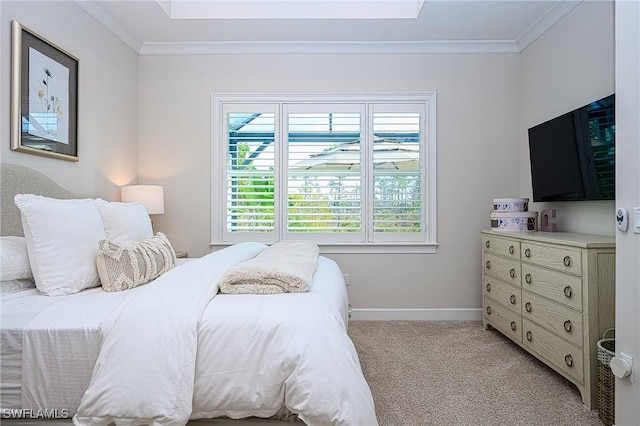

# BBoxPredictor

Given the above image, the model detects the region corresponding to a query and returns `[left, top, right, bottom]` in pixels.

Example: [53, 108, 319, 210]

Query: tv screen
[528, 94, 615, 202]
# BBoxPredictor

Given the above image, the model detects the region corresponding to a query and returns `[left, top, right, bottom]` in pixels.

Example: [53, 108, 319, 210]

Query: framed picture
[10, 20, 78, 162]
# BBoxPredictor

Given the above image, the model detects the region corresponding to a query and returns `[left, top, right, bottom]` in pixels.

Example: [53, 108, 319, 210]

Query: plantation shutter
[213, 94, 436, 250]
[223, 104, 278, 242]
[284, 104, 366, 243]
[369, 104, 426, 242]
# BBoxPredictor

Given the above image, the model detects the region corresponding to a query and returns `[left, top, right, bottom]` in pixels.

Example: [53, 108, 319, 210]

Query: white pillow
[0, 236, 33, 280]
[1, 278, 35, 293]
[14, 194, 107, 296]
[95, 199, 153, 242]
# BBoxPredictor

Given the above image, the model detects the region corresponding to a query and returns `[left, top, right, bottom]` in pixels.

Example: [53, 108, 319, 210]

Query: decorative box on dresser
[481, 230, 615, 410]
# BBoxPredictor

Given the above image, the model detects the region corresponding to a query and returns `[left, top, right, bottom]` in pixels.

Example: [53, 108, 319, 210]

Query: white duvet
[64, 242, 377, 426]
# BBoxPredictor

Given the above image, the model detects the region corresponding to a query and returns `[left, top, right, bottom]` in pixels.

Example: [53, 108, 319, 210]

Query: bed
[0, 163, 377, 425]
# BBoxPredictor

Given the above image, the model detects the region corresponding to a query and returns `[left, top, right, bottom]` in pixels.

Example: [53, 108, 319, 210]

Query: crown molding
[138, 40, 520, 55]
[77, 0, 581, 56]
[515, 0, 582, 52]
[75, 1, 142, 53]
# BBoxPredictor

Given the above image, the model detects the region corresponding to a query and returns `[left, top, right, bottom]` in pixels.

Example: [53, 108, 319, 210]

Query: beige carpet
[347, 320, 603, 426]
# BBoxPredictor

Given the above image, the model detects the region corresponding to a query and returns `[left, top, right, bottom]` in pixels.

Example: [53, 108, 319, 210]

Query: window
[212, 93, 437, 253]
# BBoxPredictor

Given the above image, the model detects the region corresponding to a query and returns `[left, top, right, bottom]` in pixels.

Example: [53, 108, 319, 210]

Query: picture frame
[10, 20, 79, 162]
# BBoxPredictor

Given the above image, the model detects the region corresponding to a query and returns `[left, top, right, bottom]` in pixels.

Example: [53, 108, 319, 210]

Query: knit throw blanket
[218, 240, 320, 294]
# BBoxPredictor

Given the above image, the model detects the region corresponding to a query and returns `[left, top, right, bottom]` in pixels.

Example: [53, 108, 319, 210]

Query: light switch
[634, 207, 640, 234]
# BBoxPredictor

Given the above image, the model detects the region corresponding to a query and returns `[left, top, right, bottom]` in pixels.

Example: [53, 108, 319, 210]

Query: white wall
[614, 0, 640, 421]
[138, 53, 521, 316]
[0, 1, 138, 201]
[519, 0, 615, 236]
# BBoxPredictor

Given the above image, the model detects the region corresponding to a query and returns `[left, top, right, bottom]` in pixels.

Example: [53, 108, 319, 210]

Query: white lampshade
[121, 185, 165, 215]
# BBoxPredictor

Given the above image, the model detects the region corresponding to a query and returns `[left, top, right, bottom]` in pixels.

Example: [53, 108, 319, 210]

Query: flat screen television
[528, 94, 615, 202]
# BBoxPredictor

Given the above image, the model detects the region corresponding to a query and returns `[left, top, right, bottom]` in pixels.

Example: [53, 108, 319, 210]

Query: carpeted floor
[347, 320, 603, 426]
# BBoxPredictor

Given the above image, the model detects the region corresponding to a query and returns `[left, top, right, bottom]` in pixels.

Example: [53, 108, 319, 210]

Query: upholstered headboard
[1, 163, 74, 237]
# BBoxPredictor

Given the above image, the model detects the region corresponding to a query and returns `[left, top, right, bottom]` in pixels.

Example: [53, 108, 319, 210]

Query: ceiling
[77, 0, 583, 55]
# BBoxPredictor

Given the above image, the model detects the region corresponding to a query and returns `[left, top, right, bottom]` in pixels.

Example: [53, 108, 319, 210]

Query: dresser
[481, 230, 615, 410]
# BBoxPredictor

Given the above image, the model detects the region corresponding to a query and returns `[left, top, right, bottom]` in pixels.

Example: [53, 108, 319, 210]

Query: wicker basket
[597, 328, 615, 426]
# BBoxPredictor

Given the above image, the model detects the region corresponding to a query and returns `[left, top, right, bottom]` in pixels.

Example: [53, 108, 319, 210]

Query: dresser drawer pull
[564, 286, 573, 298]
[485, 260, 491, 270]
[509, 268, 516, 279]
[525, 273, 532, 284]
[485, 240, 490, 249]
[565, 354, 573, 367]
[564, 320, 572, 333]
[486, 306, 492, 315]
[526, 331, 532, 341]
[510, 294, 516, 305]
[485, 283, 491, 292]
[524, 248, 531, 258]
[510, 321, 517, 331]
[525, 302, 532, 313]
[563, 256, 572, 267]
[509, 245, 515, 254]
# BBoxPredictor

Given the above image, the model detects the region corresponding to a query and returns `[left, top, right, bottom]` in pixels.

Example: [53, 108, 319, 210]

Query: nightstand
[175, 251, 188, 258]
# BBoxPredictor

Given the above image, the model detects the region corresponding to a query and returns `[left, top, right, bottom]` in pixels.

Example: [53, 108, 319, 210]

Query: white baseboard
[350, 308, 482, 321]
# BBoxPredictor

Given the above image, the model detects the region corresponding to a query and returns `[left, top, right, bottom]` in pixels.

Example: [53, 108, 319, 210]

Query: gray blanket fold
[218, 240, 319, 294]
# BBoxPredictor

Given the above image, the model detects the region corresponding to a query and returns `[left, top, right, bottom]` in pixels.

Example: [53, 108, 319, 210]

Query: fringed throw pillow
[97, 232, 177, 292]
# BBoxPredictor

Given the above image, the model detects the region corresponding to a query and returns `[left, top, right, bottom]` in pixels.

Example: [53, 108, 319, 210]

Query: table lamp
[121, 184, 165, 215]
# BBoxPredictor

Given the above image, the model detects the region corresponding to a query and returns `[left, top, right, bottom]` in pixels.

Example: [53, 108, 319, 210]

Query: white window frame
[211, 92, 437, 254]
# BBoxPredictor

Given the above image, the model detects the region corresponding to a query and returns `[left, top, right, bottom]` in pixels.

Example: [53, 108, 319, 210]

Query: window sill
[209, 242, 438, 254]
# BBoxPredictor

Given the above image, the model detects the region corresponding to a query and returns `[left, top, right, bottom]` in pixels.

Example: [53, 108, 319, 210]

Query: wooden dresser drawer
[483, 278, 520, 313]
[521, 264, 582, 311]
[522, 290, 583, 348]
[483, 253, 521, 287]
[484, 297, 522, 344]
[521, 242, 582, 276]
[481, 230, 615, 410]
[522, 319, 584, 384]
[483, 235, 520, 259]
